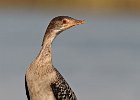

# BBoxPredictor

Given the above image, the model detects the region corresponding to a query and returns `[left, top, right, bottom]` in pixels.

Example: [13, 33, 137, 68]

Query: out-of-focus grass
[0, 0, 140, 11]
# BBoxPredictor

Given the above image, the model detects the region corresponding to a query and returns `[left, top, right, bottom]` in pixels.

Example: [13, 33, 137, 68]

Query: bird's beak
[68, 19, 85, 28]
[75, 20, 85, 25]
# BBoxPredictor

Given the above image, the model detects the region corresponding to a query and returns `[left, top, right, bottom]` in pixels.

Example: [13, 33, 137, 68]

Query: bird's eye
[62, 19, 68, 24]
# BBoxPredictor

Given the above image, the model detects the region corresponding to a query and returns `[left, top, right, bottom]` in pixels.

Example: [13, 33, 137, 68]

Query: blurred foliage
[0, 0, 140, 11]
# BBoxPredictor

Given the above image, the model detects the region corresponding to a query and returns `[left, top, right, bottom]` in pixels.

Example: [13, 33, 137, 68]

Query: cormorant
[25, 16, 84, 100]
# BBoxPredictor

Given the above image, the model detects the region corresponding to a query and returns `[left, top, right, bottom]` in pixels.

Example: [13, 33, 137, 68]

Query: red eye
[62, 19, 68, 24]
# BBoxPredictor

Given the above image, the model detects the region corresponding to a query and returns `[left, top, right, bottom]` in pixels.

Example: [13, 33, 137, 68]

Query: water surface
[0, 9, 140, 100]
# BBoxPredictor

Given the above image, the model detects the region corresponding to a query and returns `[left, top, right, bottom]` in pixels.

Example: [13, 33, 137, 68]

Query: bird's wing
[25, 76, 30, 100]
[51, 69, 77, 100]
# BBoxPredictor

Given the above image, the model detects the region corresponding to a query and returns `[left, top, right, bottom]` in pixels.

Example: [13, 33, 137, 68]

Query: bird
[25, 16, 85, 100]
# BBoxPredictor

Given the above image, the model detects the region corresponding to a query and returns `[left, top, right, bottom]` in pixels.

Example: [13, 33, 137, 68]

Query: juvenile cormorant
[25, 16, 84, 100]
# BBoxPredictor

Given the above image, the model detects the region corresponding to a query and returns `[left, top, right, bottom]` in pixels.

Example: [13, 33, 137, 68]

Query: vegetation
[1, 0, 140, 11]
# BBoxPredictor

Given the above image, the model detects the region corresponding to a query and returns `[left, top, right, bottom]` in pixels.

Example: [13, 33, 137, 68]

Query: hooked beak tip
[76, 20, 85, 25]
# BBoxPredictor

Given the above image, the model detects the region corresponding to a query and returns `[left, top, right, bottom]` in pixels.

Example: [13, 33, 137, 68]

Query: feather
[51, 69, 77, 100]
[25, 76, 30, 100]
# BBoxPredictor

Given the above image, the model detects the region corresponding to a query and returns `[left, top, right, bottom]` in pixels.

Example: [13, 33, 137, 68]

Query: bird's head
[42, 16, 84, 46]
[47, 16, 85, 33]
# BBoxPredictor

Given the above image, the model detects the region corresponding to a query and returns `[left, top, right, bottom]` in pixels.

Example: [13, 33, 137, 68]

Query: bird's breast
[31, 91, 56, 100]
[26, 64, 57, 100]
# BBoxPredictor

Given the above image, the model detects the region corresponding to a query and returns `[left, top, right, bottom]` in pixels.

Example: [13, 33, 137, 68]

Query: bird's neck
[35, 29, 60, 66]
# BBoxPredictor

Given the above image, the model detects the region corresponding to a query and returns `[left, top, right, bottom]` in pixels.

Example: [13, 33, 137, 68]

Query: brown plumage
[25, 16, 84, 100]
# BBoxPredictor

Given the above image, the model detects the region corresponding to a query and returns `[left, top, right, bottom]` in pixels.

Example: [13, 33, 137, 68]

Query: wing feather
[51, 69, 77, 100]
[25, 76, 30, 100]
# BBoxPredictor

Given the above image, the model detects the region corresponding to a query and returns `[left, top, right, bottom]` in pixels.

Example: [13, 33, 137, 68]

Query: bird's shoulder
[51, 68, 77, 100]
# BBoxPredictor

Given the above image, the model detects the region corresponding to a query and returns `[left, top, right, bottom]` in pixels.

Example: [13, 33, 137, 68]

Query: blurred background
[0, 0, 140, 100]
[0, 0, 140, 11]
